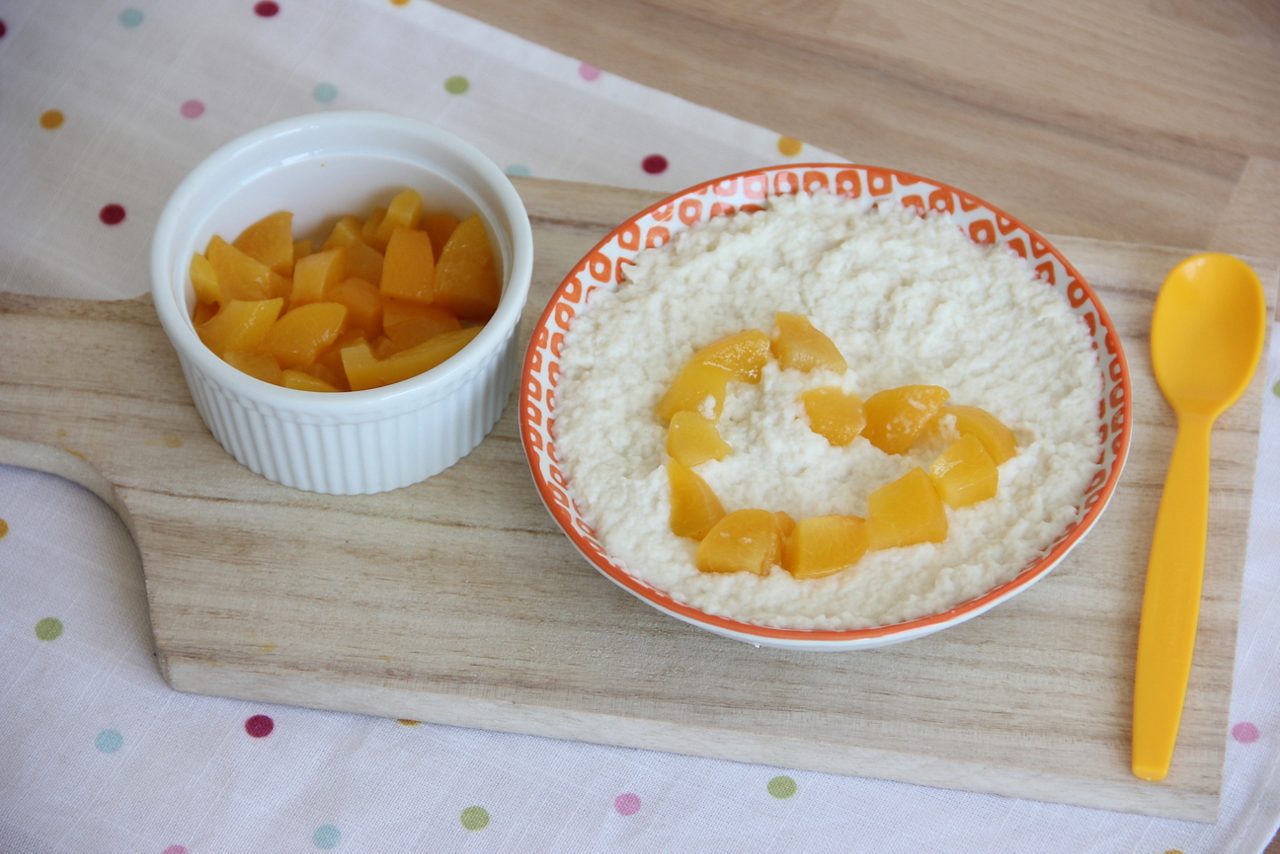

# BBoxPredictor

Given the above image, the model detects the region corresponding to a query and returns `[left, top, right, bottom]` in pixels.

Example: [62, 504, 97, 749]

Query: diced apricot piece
[293, 239, 313, 260]
[207, 236, 290, 300]
[929, 434, 998, 508]
[291, 247, 348, 307]
[327, 278, 383, 338]
[192, 300, 217, 325]
[383, 306, 462, 354]
[667, 459, 725, 540]
[800, 387, 865, 446]
[362, 207, 387, 249]
[233, 210, 293, 276]
[945, 405, 1017, 464]
[374, 188, 424, 247]
[222, 350, 283, 385]
[308, 361, 348, 391]
[655, 362, 732, 423]
[196, 298, 284, 356]
[322, 216, 363, 250]
[867, 468, 948, 549]
[434, 214, 501, 320]
[666, 410, 731, 467]
[422, 212, 460, 257]
[190, 253, 222, 305]
[263, 302, 348, 370]
[282, 369, 338, 392]
[341, 326, 481, 390]
[695, 509, 784, 575]
[692, 329, 771, 383]
[782, 515, 869, 579]
[775, 511, 797, 538]
[383, 297, 442, 327]
[862, 385, 950, 454]
[345, 239, 384, 286]
[381, 228, 436, 304]
[771, 312, 848, 373]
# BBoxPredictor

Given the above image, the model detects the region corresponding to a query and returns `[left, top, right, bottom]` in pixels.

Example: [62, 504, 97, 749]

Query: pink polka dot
[162, 846, 188, 854]
[254, 1, 279, 16]
[180, 99, 205, 119]
[244, 714, 274, 737]
[1231, 722, 1260, 743]
[614, 792, 641, 816]
[578, 62, 601, 82]
[642, 154, 667, 175]
[99, 204, 126, 225]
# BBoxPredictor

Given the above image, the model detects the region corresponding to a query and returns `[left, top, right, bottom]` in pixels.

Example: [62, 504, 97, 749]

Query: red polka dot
[254, 1, 279, 17]
[180, 99, 205, 118]
[642, 154, 668, 175]
[99, 204, 126, 226]
[244, 714, 274, 737]
[0, 20, 7, 39]
[1231, 722, 1260, 743]
[614, 792, 641, 815]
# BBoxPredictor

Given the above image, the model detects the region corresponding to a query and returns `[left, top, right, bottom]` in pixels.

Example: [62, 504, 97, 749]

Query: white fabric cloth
[0, 0, 1276, 850]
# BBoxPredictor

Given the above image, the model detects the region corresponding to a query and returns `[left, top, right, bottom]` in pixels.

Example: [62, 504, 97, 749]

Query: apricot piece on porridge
[775, 511, 797, 538]
[281, 368, 338, 392]
[800, 387, 865, 447]
[771, 312, 848, 373]
[222, 350, 282, 386]
[263, 302, 348, 370]
[945, 404, 1018, 464]
[929, 434, 998, 508]
[381, 228, 436, 304]
[655, 362, 732, 423]
[695, 509, 784, 575]
[861, 384, 950, 454]
[434, 214, 501, 321]
[233, 210, 294, 276]
[207, 236, 290, 301]
[291, 247, 348, 307]
[867, 468, 948, 549]
[781, 515, 869, 579]
[692, 329, 771, 383]
[666, 410, 732, 467]
[196, 298, 284, 357]
[667, 459, 726, 540]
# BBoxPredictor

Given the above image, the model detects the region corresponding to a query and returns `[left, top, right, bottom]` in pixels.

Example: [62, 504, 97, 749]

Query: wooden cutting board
[1, 177, 1273, 822]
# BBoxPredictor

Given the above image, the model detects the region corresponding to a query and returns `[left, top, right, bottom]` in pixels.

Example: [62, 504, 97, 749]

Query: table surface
[443, 0, 1280, 273]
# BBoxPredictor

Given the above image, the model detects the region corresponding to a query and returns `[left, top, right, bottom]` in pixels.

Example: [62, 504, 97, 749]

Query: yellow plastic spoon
[1132, 252, 1267, 781]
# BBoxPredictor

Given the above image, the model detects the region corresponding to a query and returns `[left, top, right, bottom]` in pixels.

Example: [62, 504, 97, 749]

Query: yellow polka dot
[40, 109, 64, 130]
[390, 0, 410, 5]
[0, 518, 8, 540]
[397, 718, 420, 726]
[777, 136, 803, 157]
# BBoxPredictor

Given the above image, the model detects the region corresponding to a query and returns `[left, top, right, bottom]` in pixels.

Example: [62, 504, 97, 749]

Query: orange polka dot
[0, 518, 8, 540]
[40, 109, 64, 130]
[389, 0, 409, 5]
[777, 136, 803, 157]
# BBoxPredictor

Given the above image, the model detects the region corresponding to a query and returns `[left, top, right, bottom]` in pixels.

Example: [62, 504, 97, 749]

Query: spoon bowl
[1133, 252, 1266, 782]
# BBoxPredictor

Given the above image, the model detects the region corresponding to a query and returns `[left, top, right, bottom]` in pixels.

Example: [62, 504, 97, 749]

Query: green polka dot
[767, 775, 797, 799]
[35, 617, 63, 641]
[444, 75, 469, 95]
[118, 8, 143, 27]
[1272, 379, 1280, 398]
[460, 805, 489, 831]
[95, 728, 123, 753]
[313, 82, 338, 103]
[505, 164, 531, 177]
[312, 825, 340, 849]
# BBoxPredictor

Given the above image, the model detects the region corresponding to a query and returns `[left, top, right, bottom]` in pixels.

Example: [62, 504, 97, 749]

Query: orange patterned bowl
[520, 164, 1131, 650]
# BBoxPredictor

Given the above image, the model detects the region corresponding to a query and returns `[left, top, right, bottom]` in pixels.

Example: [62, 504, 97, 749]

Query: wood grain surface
[438, 0, 1280, 267]
[0, 177, 1274, 822]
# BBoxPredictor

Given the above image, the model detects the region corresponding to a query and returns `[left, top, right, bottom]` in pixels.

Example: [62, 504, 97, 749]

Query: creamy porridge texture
[554, 193, 1100, 630]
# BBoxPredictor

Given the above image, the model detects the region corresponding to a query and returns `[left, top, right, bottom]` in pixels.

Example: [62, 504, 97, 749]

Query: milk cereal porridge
[554, 192, 1100, 630]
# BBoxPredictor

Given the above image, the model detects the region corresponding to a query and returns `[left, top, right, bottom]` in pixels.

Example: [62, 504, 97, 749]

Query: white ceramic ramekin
[151, 111, 533, 494]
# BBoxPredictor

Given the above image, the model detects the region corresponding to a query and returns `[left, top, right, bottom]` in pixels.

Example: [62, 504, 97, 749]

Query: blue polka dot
[505, 164, 531, 177]
[313, 825, 341, 849]
[313, 82, 338, 103]
[95, 729, 123, 753]
[118, 8, 143, 27]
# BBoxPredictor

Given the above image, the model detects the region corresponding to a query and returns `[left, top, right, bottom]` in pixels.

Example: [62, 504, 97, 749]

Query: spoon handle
[1132, 411, 1213, 781]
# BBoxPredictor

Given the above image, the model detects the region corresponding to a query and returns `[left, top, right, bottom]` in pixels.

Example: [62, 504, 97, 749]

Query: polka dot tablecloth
[0, 1, 1278, 851]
